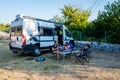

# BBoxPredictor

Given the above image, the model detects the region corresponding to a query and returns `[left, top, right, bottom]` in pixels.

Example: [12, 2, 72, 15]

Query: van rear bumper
[9, 44, 33, 54]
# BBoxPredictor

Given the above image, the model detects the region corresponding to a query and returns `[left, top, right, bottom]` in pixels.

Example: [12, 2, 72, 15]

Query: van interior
[54, 23, 63, 45]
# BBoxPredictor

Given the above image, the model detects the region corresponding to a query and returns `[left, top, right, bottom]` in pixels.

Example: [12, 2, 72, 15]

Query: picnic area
[0, 40, 120, 80]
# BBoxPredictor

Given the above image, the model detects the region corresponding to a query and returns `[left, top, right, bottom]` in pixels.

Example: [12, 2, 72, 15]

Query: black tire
[12, 51, 18, 54]
[32, 46, 41, 57]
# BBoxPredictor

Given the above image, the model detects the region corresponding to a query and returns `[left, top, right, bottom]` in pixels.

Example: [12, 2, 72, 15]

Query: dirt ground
[0, 40, 120, 80]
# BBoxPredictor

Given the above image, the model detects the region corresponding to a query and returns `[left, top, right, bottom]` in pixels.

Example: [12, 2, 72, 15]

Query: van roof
[15, 14, 63, 25]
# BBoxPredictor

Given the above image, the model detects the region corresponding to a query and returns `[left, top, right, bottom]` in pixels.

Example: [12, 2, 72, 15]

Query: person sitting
[64, 42, 70, 50]
[50, 41, 58, 54]
[69, 40, 75, 51]
[52, 41, 58, 52]
[64, 41, 75, 51]
[78, 44, 90, 57]
[51, 41, 61, 60]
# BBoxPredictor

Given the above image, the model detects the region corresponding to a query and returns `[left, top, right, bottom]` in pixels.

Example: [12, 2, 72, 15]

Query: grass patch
[43, 63, 61, 71]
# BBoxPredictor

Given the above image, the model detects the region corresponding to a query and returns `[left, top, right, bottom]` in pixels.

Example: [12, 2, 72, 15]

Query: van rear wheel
[32, 46, 41, 57]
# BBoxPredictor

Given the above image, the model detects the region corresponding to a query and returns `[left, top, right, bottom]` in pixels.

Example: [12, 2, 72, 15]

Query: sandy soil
[0, 40, 120, 80]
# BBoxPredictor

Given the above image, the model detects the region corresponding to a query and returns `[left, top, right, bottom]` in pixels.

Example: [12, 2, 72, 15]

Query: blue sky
[0, 0, 116, 24]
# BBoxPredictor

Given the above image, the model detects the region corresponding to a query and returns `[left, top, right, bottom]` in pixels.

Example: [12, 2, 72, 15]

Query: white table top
[60, 50, 79, 54]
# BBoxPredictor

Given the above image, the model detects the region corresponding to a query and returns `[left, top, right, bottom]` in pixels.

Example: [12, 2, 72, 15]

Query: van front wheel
[32, 46, 41, 57]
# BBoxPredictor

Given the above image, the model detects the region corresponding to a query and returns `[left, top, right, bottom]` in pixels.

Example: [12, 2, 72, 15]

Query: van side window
[40, 27, 54, 36]
[65, 29, 71, 37]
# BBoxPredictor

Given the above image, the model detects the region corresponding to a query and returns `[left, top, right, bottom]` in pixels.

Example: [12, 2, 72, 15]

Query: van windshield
[65, 29, 71, 37]
[11, 26, 22, 36]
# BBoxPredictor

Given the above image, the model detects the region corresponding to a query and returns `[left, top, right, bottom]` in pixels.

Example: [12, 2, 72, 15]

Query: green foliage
[52, 5, 91, 40]
[0, 23, 10, 32]
[53, 5, 90, 31]
[53, 1, 120, 44]
[71, 30, 81, 40]
[61, 5, 90, 30]
[53, 14, 64, 23]
[92, 0, 120, 44]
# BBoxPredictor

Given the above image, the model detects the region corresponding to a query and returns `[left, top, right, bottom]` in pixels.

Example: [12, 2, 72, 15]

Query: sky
[0, 0, 116, 24]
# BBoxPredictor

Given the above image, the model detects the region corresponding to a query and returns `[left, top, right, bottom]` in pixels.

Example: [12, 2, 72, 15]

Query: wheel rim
[35, 48, 40, 55]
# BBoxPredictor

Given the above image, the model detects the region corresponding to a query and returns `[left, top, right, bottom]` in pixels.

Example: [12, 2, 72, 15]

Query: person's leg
[81, 50, 89, 56]
[56, 51, 61, 60]
[78, 54, 82, 57]
[78, 51, 83, 57]
[57, 53, 60, 60]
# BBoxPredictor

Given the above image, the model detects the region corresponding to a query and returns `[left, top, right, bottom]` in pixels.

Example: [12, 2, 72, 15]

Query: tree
[92, 0, 120, 43]
[52, 5, 90, 40]
[5, 23, 10, 32]
[61, 5, 90, 30]
[0, 23, 10, 32]
[53, 14, 64, 23]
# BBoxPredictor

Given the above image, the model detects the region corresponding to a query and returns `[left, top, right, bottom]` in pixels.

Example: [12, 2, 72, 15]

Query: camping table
[60, 50, 80, 61]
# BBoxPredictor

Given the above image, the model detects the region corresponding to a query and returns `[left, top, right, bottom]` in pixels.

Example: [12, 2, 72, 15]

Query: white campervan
[9, 14, 73, 56]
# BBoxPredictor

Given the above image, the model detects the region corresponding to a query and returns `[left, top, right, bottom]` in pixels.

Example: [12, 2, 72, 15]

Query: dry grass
[0, 40, 120, 80]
